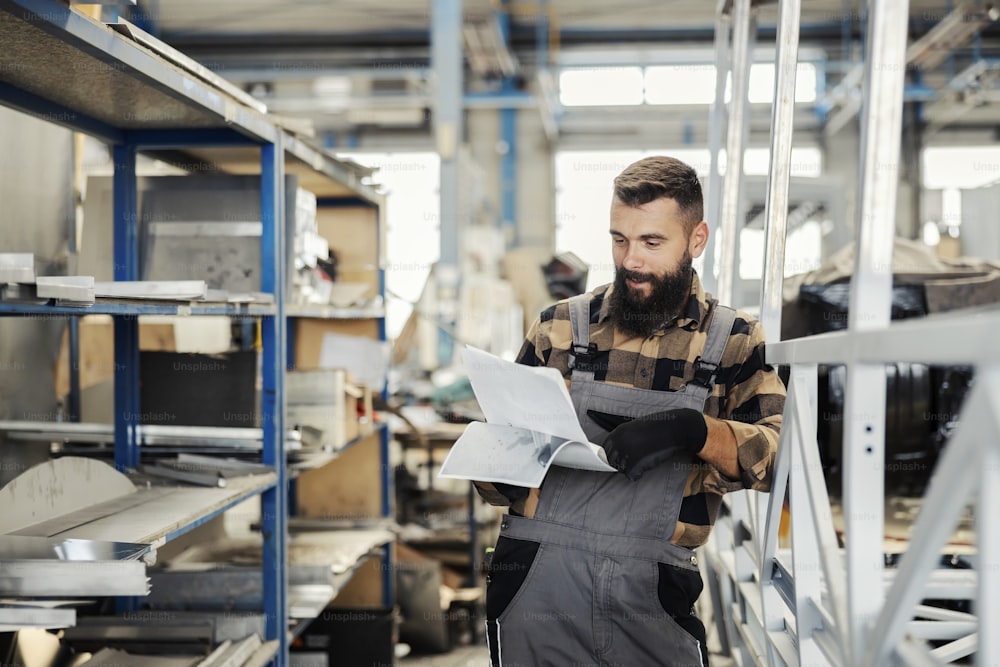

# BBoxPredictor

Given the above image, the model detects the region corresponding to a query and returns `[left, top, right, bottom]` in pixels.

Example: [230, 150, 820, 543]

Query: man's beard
[608, 252, 693, 338]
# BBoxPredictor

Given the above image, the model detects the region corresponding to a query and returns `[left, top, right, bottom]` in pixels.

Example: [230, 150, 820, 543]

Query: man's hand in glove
[588, 408, 708, 481]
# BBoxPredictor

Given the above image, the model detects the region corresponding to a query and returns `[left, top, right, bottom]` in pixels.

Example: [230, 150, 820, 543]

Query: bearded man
[475, 155, 786, 667]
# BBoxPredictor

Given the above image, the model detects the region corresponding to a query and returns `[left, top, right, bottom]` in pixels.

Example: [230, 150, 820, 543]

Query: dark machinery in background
[790, 281, 975, 499]
[542, 251, 589, 301]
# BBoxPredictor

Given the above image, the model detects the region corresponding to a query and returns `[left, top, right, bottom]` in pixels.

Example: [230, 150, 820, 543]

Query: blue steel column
[377, 226, 394, 608]
[112, 143, 140, 472]
[260, 139, 288, 661]
[432, 0, 463, 365]
[498, 0, 518, 247]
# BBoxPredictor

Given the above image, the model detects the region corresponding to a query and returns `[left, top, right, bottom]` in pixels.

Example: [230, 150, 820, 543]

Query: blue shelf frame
[107, 130, 289, 658]
[0, 1, 393, 659]
[0, 302, 277, 316]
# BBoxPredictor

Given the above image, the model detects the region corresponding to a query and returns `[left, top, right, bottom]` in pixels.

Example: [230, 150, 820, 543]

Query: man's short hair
[613, 156, 704, 235]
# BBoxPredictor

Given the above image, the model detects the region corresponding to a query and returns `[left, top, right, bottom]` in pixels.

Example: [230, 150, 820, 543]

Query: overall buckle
[690, 356, 719, 388]
[569, 343, 599, 371]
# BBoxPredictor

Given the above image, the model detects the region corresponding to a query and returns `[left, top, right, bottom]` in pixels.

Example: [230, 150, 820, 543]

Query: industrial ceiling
[118, 1, 1000, 142]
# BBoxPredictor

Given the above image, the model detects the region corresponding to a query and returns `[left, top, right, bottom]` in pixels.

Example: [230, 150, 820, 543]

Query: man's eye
[612, 238, 625, 245]
[645, 241, 661, 249]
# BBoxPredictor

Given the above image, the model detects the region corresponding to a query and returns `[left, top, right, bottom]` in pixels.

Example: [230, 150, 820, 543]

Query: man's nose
[623, 245, 643, 271]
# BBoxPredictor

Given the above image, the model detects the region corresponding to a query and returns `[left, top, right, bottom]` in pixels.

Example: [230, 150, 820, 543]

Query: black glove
[590, 408, 708, 481]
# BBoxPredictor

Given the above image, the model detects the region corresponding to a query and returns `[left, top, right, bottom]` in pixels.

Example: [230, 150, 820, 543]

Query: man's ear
[689, 220, 709, 258]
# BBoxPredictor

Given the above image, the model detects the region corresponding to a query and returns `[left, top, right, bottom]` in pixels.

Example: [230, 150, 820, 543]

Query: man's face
[607, 197, 709, 336]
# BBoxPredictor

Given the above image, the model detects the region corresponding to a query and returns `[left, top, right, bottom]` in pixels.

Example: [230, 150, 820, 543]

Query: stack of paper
[438, 346, 615, 487]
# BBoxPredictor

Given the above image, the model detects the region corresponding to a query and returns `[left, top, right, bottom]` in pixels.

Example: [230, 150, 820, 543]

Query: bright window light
[923, 221, 941, 246]
[338, 151, 440, 340]
[559, 67, 644, 106]
[743, 146, 822, 177]
[739, 219, 823, 280]
[922, 146, 1000, 189]
[748, 62, 818, 104]
[645, 65, 718, 105]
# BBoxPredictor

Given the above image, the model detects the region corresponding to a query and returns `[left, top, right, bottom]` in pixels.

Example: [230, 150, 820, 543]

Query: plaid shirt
[475, 271, 785, 548]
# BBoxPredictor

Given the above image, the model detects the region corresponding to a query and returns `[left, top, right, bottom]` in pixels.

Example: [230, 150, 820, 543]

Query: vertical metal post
[704, 10, 730, 297]
[433, 0, 463, 266]
[260, 139, 288, 661]
[716, 0, 753, 307]
[500, 108, 517, 246]
[380, 267, 395, 609]
[432, 0, 463, 366]
[68, 318, 81, 421]
[843, 0, 910, 662]
[67, 149, 81, 422]
[498, 0, 518, 247]
[788, 364, 829, 666]
[978, 381, 1000, 667]
[374, 201, 394, 609]
[760, 0, 801, 343]
[112, 143, 140, 472]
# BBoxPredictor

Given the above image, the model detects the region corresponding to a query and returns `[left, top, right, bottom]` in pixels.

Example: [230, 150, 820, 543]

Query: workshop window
[339, 151, 440, 341]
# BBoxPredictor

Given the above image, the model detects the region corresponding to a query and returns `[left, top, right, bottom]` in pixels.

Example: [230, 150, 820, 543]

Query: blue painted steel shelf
[0, 1, 392, 663]
[285, 304, 386, 320]
[41, 472, 280, 548]
[0, 300, 277, 317]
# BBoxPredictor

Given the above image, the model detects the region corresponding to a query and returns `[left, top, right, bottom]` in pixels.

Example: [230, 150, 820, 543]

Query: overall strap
[689, 304, 736, 391]
[567, 293, 597, 380]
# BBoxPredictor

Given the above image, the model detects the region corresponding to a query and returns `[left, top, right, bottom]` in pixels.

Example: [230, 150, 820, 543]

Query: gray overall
[486, 294, 736, 667]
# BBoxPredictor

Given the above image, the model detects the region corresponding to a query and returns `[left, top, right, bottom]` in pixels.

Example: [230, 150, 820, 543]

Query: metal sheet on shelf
[147, 530, 390, 616]
[140, 463, 228, 488]
[0, 605, 75, 630]
[0, 457, 137, 536]
[93, 280, 207, 300]
[0, 282, 39, 301]
[168, 530, 393, 575]
[150, 222, 263, 237]
[8, 491, 166, 540]
[198, 634, 261, 667]
[0, 421, 302, 450]
[241, 641, 281, 667]
[0, 534, 150, 561]
[109, 18, 268, 115]
[0, 252, 34, 283]
[144, 574, 353, 622]
[35, 275, 95, 302]
[0, 559, 148, 596]
[175, 454, 275, 477]
[77, 649, 200, 667]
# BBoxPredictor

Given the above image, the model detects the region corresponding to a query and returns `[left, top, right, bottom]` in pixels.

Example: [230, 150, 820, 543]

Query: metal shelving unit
[0, 300, 277, 317]
[703, 0, 996, 665]
[0, 0, 392, 663]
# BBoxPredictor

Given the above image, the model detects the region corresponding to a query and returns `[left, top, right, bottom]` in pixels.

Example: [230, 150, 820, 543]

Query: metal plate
[0, 559, 148, 596]
[0, 534, 150, 561]
[0, 253, 34, 283]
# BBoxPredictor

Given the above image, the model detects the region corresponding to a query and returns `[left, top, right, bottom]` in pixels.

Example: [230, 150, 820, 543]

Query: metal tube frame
[715, 0, 753, 307]
[703, 10, 731, 297]
[702, 0, 992, 665]
[111, 130, 289, 662]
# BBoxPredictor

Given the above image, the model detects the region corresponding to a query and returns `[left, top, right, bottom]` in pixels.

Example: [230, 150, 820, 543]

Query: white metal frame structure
[701, 0, 996, 664]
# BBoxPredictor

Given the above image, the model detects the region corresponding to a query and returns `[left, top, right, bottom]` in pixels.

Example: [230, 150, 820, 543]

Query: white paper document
[438, 346, 616, 487]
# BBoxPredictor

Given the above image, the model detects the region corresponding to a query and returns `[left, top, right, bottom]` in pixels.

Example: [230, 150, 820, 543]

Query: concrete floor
[397, 642, 737, 666]
[397, 643, 489, 666]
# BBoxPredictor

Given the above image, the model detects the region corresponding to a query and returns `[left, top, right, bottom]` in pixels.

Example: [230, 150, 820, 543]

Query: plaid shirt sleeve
[717, 317, 785, 492]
